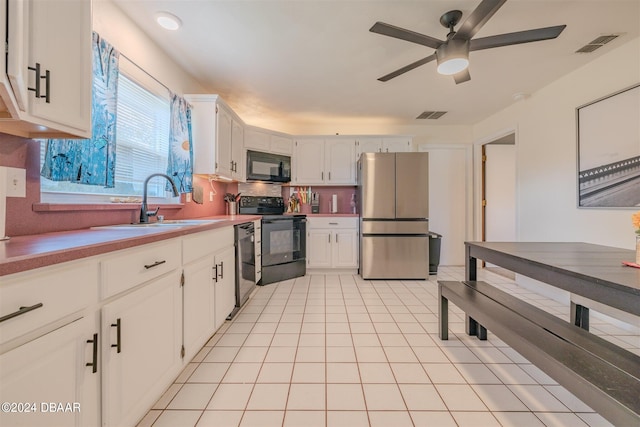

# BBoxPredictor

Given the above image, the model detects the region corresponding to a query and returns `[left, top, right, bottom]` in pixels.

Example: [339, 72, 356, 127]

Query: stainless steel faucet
[140, 173, 179, 223]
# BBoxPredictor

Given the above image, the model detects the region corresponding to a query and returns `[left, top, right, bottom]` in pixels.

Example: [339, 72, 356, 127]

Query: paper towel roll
[331, 194, 338, 213]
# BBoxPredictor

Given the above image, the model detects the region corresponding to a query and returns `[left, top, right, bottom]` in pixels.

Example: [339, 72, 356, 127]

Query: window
[40, 67, 173, 203]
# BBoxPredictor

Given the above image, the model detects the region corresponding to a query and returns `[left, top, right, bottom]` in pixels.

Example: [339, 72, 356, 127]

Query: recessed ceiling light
[155, 12, 182, 31]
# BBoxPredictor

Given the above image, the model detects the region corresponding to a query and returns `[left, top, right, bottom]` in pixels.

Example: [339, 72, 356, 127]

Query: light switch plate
[1, 166, 26, 198]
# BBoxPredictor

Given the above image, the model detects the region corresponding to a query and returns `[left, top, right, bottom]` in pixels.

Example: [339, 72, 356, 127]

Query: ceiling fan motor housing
[436, 39, 470, 75]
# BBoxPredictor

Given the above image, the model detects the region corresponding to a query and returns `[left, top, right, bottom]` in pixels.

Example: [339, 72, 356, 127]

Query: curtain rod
[119, 53, 174, 95]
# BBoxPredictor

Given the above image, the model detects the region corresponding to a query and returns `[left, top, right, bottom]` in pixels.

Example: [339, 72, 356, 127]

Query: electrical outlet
[1, 167, 26, 198]
[186, 193, 192, 203]
[209, 191, 214, 202]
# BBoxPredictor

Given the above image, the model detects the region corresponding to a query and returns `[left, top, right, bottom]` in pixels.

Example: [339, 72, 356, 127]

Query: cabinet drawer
[182, 227, 234, 265]
[307, 217, 358, 229]
[0, 259, 98, 346]
[101, 239, 181, 299]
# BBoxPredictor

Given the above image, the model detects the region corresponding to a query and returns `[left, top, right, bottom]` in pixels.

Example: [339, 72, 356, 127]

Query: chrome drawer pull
[0, 303, 44, 323]
[144, 260, 166, 269]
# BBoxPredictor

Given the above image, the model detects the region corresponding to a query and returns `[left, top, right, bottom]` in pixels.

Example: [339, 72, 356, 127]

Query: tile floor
[137, 267, 639, 427]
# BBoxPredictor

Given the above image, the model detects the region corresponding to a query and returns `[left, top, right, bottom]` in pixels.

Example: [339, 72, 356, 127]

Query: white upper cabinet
[231, 119, 245, 180]
[294, 138, 356, 185]
[0, 0, 92, 139]
[186, 94, 243, 180]
[245, 127, 293, 155]
[356, 136, 413, 158]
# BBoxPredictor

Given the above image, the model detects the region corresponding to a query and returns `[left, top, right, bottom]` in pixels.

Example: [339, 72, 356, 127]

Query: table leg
[438, 284, 449, 340]
[465, 245, 479, 335]
[570, 302, 590, 331]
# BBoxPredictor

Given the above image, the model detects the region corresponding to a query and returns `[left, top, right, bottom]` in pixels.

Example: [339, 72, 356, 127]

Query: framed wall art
[577, 83, 640, 208]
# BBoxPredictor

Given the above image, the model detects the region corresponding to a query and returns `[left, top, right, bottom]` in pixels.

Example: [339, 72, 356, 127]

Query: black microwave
[246, 150, 291, 183]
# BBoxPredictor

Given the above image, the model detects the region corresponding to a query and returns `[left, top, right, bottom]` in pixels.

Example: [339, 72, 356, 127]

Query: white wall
[93, 0, 207, 96]
[473, 37, 640, 250]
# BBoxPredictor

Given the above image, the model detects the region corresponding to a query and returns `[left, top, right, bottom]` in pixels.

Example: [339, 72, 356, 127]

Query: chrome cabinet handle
[213, 265, 219, 282]
[0, 303, 44, 323]
[28, 63, 42, 98]
[86, 333, 98, 373]
[144, 260, 166, 269]
[111, 319, 121, 353]
[335, 233, 339, 243]
[219, 261, 224, 279]
[329, 222, 338, 225]
[27, 63, 51, 103]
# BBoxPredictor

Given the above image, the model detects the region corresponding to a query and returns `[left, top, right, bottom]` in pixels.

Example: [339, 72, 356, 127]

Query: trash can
[428, 232, 442, 275]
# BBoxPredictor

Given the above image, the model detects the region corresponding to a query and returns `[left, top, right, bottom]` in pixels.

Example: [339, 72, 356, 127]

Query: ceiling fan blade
[370, 22, 443, 49]
[453, 69, 471, 84]
[377, 54, 437, 82]
[454, 0, 507, 40]
[470, 25, 566, 51]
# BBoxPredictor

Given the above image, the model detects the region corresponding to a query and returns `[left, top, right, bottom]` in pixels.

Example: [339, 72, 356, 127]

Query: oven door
[262, 217, 306, 266]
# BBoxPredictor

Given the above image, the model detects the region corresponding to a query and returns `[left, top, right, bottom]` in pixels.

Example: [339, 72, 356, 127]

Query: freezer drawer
[361, 235, 429, 279]
[361, 219, 428, 234]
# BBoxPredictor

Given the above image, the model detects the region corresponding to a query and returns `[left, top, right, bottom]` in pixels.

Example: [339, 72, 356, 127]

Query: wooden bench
[438, 280, 640, 427]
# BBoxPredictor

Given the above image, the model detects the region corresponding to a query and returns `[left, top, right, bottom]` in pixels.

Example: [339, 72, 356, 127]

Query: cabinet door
[356, 138, 383, 158]
[326, 139, 356, 184]
[0, 317, 99, 427]
[270, 134, 293, 155]
[295, 139, 325, 184]
[216, 105, 233, 178]
[214, 246, 236, 330]
[183, 256, 216, 361]
[333, 229, 359, 268]
[231, 119, 244, 180]
[25, 0, 91, 135]
[307, 229, 332, 268]
[382, 137, 412, 152]
[244, 128, 270, 151]
[102, 272, 182, 427]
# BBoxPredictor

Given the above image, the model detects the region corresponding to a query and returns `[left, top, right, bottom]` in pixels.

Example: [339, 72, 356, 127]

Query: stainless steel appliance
[229, 222, 256, 319]
[246, 150, 291, 183]
[238, 196, 306, 285]
[358, 152, 430, 279]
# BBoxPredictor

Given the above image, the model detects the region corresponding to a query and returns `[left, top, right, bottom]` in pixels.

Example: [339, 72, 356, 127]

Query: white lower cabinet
[214, 246, 235, 330]
[0, 316, 100, 427]
[307, 217, 359, 269]
[101, 271, 182, 427]
[182, 255, 216, 361]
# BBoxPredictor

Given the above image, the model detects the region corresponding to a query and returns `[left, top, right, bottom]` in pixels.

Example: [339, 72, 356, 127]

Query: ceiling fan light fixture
[436, 39, 469, 75]
[155, 12, 182, 31]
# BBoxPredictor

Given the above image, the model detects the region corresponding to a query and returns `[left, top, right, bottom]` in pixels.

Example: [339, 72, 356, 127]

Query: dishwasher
[228, 222, 256, 319]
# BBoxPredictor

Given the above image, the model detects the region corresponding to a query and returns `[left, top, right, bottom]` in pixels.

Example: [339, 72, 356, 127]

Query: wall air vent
[416, 111, 447, 119]
[575, 34, 619, 53]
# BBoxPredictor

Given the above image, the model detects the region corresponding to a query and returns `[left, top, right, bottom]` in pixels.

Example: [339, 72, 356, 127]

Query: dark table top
[465, 242, 640, 315]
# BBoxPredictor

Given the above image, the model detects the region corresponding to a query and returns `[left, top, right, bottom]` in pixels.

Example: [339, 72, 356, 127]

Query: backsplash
[238, 182, 282, 197]
[285, 186, 357, 214]
[0, 133, 236, 237]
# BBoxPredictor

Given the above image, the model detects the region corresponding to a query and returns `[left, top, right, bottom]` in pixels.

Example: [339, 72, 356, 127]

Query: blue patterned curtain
[41, 32, 119, 187]
[167, 94, 193, 193]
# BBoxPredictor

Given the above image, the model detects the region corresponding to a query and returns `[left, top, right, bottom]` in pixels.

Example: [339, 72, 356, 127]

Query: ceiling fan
[370, 0, 566, 84]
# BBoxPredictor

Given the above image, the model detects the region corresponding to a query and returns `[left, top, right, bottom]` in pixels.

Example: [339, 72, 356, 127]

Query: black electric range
[239, 196, 307, 285]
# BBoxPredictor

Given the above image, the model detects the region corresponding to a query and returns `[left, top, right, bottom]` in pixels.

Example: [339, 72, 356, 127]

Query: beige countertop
[0, 215, 261, 277]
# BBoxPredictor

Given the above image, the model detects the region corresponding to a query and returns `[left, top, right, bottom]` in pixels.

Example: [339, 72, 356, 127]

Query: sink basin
[91, 219, 225, 230]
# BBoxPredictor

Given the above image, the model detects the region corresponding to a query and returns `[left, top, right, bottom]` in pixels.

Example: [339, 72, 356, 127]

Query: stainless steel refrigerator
[358, 152, 429, 279]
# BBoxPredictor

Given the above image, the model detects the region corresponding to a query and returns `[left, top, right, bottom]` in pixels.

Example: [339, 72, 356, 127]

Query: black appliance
[246, 150, 292, 183]
[228, 222, 256, 319]
[239, 196, 306, 285]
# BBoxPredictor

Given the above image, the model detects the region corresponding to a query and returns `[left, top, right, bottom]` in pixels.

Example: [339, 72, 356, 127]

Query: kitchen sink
[91, 219, 225, 230]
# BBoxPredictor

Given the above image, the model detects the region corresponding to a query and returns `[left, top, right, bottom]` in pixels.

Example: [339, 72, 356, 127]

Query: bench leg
[466, 316, 478, 336]
[477, 325, 487, 340]
[571, 302, 590, 331]
[438, 285, 449, 340]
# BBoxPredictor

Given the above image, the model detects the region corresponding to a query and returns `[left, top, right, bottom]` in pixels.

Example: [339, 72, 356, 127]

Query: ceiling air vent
[575, 34, 619, 53]
[416, 111, 447, 120]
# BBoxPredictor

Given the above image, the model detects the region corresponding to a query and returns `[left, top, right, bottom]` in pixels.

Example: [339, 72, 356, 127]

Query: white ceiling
[111, 0, 640, 129]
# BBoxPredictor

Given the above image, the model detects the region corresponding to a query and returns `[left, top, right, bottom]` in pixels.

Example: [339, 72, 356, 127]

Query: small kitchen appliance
[311, 192, 320, 213]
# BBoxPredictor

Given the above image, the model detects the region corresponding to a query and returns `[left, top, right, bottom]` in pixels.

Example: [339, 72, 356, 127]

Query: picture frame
[576, 83, 640, 208]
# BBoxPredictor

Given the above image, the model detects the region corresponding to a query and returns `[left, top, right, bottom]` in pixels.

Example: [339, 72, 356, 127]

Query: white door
[485, 143, 516, 242]
[102, 272, 182, 427]
[0, 317, 99, 427]
[307, 229, 332, 268]
[325, 139, 356, 184]
[183, 256, 215, 361]
[231, 119, 244, 180]
[216, 105, 233, 178]
[295, 139, 325, 184]
[356, 138, 382, 158]
[214, 246, 236, 329]
[333, 229, 359, 268]
[382, 137, 411, 152]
